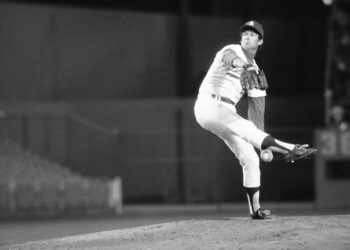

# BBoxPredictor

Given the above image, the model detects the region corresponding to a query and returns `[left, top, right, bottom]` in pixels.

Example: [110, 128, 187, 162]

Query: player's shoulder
[220, 44, 242, 53]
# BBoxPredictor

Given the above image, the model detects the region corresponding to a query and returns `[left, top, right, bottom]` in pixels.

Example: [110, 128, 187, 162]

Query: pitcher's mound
[4, 215, 350, 250]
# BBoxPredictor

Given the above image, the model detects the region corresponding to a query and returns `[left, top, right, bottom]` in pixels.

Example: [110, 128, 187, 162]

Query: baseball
[260, 150, 273, 162]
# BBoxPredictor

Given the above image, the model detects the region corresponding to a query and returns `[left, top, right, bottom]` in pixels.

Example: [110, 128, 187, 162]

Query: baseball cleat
[251, 208, 271, 220]
[285, 145, 318, 163]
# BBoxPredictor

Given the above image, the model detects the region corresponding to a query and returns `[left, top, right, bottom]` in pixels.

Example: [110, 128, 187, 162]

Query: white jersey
[198, 44, 266, 104]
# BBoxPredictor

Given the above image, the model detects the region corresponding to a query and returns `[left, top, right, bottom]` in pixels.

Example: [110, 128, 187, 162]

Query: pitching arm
[222, 49, 247, 68]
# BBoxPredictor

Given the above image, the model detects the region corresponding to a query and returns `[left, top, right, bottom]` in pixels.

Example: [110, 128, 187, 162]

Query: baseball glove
[240, 65, 268, 91]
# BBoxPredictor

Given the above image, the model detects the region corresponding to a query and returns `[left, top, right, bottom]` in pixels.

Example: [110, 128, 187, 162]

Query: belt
[211, 94, 236, 106]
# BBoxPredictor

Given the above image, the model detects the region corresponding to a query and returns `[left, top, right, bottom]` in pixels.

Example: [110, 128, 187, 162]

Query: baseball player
[194, 20, 317, 219]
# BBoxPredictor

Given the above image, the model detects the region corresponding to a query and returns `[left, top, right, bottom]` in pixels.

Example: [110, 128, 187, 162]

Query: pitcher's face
[240, 30, 263, 50]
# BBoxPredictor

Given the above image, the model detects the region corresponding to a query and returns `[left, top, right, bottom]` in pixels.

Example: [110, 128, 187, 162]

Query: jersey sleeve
[248, 96, 265, 131]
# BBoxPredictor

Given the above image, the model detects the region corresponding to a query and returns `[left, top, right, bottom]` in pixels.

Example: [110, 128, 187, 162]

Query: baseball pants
[194, 93, 269, 187]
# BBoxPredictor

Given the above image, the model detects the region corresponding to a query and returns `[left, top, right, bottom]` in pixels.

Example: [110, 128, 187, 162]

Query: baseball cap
[240, 20, 264, 39]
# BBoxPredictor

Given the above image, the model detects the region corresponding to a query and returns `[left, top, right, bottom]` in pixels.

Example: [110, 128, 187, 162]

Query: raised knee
[239, 151, 259, 169]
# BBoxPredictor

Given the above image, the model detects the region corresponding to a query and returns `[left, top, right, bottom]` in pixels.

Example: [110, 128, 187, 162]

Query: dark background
[0, 0, 330, 100]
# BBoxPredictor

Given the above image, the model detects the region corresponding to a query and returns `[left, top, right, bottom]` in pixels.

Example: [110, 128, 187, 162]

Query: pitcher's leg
[261, 135, 295, 153]
[195, 98, 269, 150]
[224, 136, 260, 187]
[224, 113, 269, 150]
[195, 98, 316, 163]
[227, 119, 317, 162]
[224, 135, 262, 214]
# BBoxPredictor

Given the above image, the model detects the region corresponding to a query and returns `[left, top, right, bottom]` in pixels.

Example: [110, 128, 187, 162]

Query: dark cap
[240, 20, 264, 39]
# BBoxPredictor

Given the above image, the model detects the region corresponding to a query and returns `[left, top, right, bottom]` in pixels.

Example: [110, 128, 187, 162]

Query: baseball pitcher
[194, 20, 317, 219]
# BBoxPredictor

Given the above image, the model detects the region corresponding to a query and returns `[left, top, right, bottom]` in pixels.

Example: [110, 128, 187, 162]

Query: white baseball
[260, 150, 273, 162]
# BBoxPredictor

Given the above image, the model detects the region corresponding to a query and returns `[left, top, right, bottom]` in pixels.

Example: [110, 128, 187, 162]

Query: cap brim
[240, 25, 262, 37]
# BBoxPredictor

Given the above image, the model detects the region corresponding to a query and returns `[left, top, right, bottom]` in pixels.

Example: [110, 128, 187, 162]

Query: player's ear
[258, 39, 264, 46]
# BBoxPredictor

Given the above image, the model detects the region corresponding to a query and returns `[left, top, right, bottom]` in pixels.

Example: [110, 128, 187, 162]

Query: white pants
[194, 94, 269, 187]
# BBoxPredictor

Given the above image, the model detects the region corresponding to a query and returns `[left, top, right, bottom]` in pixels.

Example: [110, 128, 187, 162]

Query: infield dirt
[3, 214, 350, 250]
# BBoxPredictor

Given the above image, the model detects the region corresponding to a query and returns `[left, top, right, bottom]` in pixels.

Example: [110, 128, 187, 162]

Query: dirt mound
[4, 215, 350, 250]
